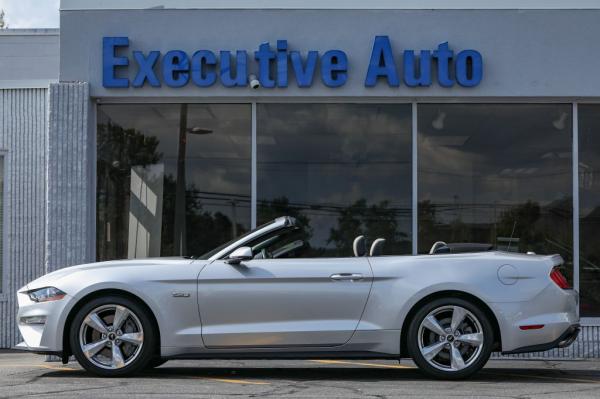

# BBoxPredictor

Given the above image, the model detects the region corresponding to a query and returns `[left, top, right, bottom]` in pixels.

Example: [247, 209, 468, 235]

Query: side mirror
[226, 246, 253, 265]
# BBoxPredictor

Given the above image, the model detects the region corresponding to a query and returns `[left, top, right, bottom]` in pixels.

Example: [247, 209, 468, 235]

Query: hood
[23, 257, 194, 291]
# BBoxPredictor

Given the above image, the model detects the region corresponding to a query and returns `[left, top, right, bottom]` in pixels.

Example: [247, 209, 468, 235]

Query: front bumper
[13, 341, 63, 356]
[16, 289, 74, 353]
[502, 324, 580, 355]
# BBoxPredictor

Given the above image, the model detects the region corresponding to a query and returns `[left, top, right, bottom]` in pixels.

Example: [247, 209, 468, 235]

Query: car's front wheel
[69, 295, 157, 377]
[407, 297, 494, 379]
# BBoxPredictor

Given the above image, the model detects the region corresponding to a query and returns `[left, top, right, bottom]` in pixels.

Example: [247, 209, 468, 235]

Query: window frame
[574, 101, 600, 325]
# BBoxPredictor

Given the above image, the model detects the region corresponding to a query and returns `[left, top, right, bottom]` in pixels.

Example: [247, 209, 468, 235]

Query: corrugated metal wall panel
[46, 82, 90, 273]
[0, 88, 48, 348]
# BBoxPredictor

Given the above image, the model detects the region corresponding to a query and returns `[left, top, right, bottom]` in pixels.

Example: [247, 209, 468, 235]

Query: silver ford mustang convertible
[17, 216, 579, 379]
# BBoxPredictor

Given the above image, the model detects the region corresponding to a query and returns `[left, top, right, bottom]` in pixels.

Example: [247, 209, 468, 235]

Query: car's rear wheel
[69, 295, 157, 377]
[407, 297, 494, 379]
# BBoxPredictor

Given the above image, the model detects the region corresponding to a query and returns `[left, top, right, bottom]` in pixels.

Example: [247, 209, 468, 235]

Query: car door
[197, 231, 373, 348]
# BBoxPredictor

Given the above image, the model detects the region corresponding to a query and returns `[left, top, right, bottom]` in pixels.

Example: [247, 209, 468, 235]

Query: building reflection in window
[257, 103, 413, 257]
[418, 104, 573, 280]
[579, 104, 600, 317]
[96, 104, 251, 261]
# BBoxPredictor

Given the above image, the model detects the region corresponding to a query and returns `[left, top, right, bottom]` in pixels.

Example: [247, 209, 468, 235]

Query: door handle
[330, 273, 364, 281]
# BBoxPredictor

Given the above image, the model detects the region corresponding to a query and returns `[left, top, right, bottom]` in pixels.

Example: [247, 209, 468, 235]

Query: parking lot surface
[0, 350, 599, 398]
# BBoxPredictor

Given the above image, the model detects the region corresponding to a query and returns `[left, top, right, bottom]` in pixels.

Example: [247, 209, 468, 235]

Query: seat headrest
[429, 241, 448, 254]
[369, 238, 386, 257]
[353, 235, 366, 257]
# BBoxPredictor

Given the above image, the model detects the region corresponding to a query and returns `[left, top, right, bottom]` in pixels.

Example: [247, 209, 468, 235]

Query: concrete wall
[60, 9, 600, 99]
[46, 82, 93, 273]
[0, 30, 59, 89]
[0, 88, 48, 348]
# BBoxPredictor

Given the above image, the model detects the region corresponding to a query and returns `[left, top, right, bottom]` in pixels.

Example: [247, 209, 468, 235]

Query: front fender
[54, 280, 166, 352]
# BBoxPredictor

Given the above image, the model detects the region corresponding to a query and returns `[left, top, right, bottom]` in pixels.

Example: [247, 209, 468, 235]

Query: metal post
[174, 103, 188, 255]
[412, 102, 418, 255]
[251, 102, 257, 229]
[572, 102, 580, 296]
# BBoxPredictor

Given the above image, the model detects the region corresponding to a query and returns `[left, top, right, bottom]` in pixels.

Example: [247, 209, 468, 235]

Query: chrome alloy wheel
[417, 305, 484, 372]
[78, 304, 144, 370]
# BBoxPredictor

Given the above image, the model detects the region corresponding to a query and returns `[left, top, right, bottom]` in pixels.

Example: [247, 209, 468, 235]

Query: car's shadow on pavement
[38, 366, 600, 384]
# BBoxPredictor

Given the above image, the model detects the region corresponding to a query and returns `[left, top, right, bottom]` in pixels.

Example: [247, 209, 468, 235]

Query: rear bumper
[502, 324, 580, 355]
[494, 286, 579, 352]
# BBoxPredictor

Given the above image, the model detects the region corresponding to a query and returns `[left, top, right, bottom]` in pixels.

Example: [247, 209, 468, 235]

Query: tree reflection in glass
[418, 104, 573, 281]
[257, 104, 412, 257]
[579, 104, 600, 316]
[96, 104, 251, 261]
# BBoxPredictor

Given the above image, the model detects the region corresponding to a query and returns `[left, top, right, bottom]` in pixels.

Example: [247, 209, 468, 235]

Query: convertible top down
[16, 216, 579, 379]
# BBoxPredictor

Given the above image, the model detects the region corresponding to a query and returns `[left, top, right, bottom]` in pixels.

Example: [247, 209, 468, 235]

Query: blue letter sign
[321, 50, 348, 88]
[103, 37, 130, 88]
[132, 51, 160, 87]
[365, 36, 399, 87]
[101, 36, 483, 90]
[455, 49, 483, 87]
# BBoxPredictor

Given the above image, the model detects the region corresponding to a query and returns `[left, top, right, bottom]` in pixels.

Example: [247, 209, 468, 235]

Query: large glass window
[579, 104, 600, 316]
[257, 104, 412, 257]
[418, 104, 573, 280]
[97, 104, 251, 260]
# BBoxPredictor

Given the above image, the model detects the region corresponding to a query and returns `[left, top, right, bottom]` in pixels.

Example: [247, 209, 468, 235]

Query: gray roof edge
[59, 0, 600, 11]
[0, 29, 60, 36]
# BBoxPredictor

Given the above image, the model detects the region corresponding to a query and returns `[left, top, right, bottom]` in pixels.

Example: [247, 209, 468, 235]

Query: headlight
[27, 287, 66, 302]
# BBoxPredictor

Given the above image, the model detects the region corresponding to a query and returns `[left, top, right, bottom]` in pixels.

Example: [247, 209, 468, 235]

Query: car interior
[241, 226, 393, 259]
[429, 241, 494, 254]
[244, 225, 494, 260]
[352, 235, 387, 257]
[250, 226, 309, 259]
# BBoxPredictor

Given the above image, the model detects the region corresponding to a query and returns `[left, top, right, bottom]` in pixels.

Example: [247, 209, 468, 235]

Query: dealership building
[0, 1, 599, 356]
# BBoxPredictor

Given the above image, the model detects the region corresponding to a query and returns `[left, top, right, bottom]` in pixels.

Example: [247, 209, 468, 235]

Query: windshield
[195, 219, 278, 260]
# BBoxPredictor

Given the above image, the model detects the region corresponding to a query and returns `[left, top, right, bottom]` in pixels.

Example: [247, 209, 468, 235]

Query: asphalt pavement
[1, 350, 599, 398]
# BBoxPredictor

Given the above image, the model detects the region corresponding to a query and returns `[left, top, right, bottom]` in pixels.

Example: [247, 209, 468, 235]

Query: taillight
[550, 266, 571, 289]
[519, 324, 545, 330]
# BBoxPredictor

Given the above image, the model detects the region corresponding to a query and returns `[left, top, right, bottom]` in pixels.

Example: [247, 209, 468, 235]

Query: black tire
[406, 297, 494, 380]
[145, 358, 168, 369]
[69, 295, 158, 377]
